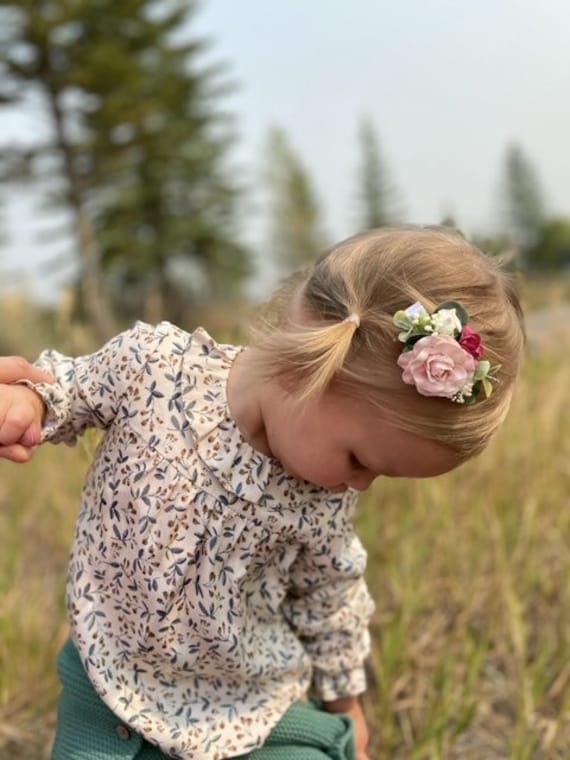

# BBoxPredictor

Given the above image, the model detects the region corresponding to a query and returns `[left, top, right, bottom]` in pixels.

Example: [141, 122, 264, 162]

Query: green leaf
[473, 360, 490, 381]
[481, 377, 493, 397]
[393, 310, 411, 329]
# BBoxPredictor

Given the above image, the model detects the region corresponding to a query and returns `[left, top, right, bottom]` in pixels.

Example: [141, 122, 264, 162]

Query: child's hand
[0, 383, 47, 463]
[323, 695, 371, 760]
[0, 357, 53, 462]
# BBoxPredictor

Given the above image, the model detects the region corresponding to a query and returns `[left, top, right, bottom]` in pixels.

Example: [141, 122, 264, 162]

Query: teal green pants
[51, 640, 355, 760]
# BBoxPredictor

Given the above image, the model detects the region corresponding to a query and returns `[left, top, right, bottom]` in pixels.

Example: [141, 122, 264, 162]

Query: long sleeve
[31, 322, 169, 445]
[281, 492, 375, 702]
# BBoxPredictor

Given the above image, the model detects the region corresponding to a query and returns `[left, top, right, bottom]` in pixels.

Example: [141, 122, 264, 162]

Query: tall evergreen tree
[0, 0, 250, 334]
[264, 127, 327, 274]
[356, 119, 401, 229]
[502, 143, 545, 263]
[0, 1, 116, 338]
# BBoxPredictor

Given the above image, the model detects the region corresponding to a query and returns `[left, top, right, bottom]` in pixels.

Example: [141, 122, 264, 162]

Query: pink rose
[458, 325, 484, 360]
[397, 335, 477, 398]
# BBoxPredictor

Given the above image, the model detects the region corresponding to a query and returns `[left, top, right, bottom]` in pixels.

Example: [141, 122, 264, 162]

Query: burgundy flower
[458, 325, 484, 360]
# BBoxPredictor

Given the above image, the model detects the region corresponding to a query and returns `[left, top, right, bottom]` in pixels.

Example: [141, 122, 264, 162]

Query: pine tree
[0, 0, 117, 339]
[264, 127, 327, 274]
[502, 143, 545, 263]
[0, 0, 250, 332]
[356, 119, 401, 229]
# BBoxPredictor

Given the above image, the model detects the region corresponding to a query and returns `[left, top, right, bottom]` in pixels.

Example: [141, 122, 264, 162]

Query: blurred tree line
[0, 0, 248, 339]
[1, 1, 569, 340]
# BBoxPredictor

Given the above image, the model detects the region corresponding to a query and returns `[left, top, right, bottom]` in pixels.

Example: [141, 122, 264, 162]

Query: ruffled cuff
[16, 379, 76, 445]
[312, 664, 368, 702]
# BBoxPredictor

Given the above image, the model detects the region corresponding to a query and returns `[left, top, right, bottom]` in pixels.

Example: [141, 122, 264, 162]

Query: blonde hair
[252, 226, 525, 459]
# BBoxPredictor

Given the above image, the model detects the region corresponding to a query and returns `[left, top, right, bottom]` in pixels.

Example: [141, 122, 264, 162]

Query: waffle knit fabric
[51, 639, 355, 760]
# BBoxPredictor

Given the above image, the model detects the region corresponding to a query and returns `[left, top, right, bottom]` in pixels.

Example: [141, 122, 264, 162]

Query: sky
[2, 0, 570, 301]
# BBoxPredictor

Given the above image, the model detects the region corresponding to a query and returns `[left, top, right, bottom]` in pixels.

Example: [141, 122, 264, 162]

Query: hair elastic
[344, 313, 360, 328]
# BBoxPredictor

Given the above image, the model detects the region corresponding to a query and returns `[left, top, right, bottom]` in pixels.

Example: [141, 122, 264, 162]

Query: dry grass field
[1, 277, 570, 759]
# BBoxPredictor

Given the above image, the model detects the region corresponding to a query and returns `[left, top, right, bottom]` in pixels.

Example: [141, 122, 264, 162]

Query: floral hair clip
[392, 301, 500, 404]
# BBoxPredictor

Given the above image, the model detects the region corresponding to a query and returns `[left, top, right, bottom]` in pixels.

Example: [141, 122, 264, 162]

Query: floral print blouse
[33, 322, 375, 760]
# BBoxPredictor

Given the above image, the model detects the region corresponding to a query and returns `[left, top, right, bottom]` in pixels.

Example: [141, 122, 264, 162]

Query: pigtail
[289, 315, 360, 399]
[253, 312, 360, 400]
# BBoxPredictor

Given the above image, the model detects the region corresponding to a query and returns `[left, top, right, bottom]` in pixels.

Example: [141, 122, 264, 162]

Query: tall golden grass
[1, 280, 570, 759]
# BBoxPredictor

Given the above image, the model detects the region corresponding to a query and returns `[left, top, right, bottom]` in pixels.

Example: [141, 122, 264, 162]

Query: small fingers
[0, 443, 37, 463]
[0, 407, 37, 446]
[19, 422, 42, 447]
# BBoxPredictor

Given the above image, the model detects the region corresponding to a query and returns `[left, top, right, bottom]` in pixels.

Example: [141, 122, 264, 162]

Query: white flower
[405, 301, 429, 320]
[431, 308, 462, 337]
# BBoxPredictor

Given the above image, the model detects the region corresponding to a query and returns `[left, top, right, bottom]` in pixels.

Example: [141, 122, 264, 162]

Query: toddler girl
[0, 226, 525, 760]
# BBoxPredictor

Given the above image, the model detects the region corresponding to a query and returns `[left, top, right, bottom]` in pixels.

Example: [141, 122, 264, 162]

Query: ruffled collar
[183, 327, 328, 507]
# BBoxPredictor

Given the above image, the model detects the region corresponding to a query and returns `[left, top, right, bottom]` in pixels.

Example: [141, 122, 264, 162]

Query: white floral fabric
[32, 322, 375, 760]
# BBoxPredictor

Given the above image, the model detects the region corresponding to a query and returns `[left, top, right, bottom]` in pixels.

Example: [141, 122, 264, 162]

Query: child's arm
[0, 384, 46, 463]
[23, 322, 167, 447]
[282, 496, 375, 760]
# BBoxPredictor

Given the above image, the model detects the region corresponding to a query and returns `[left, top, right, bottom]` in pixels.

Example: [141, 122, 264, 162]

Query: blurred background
[2, 1, 570, 758]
